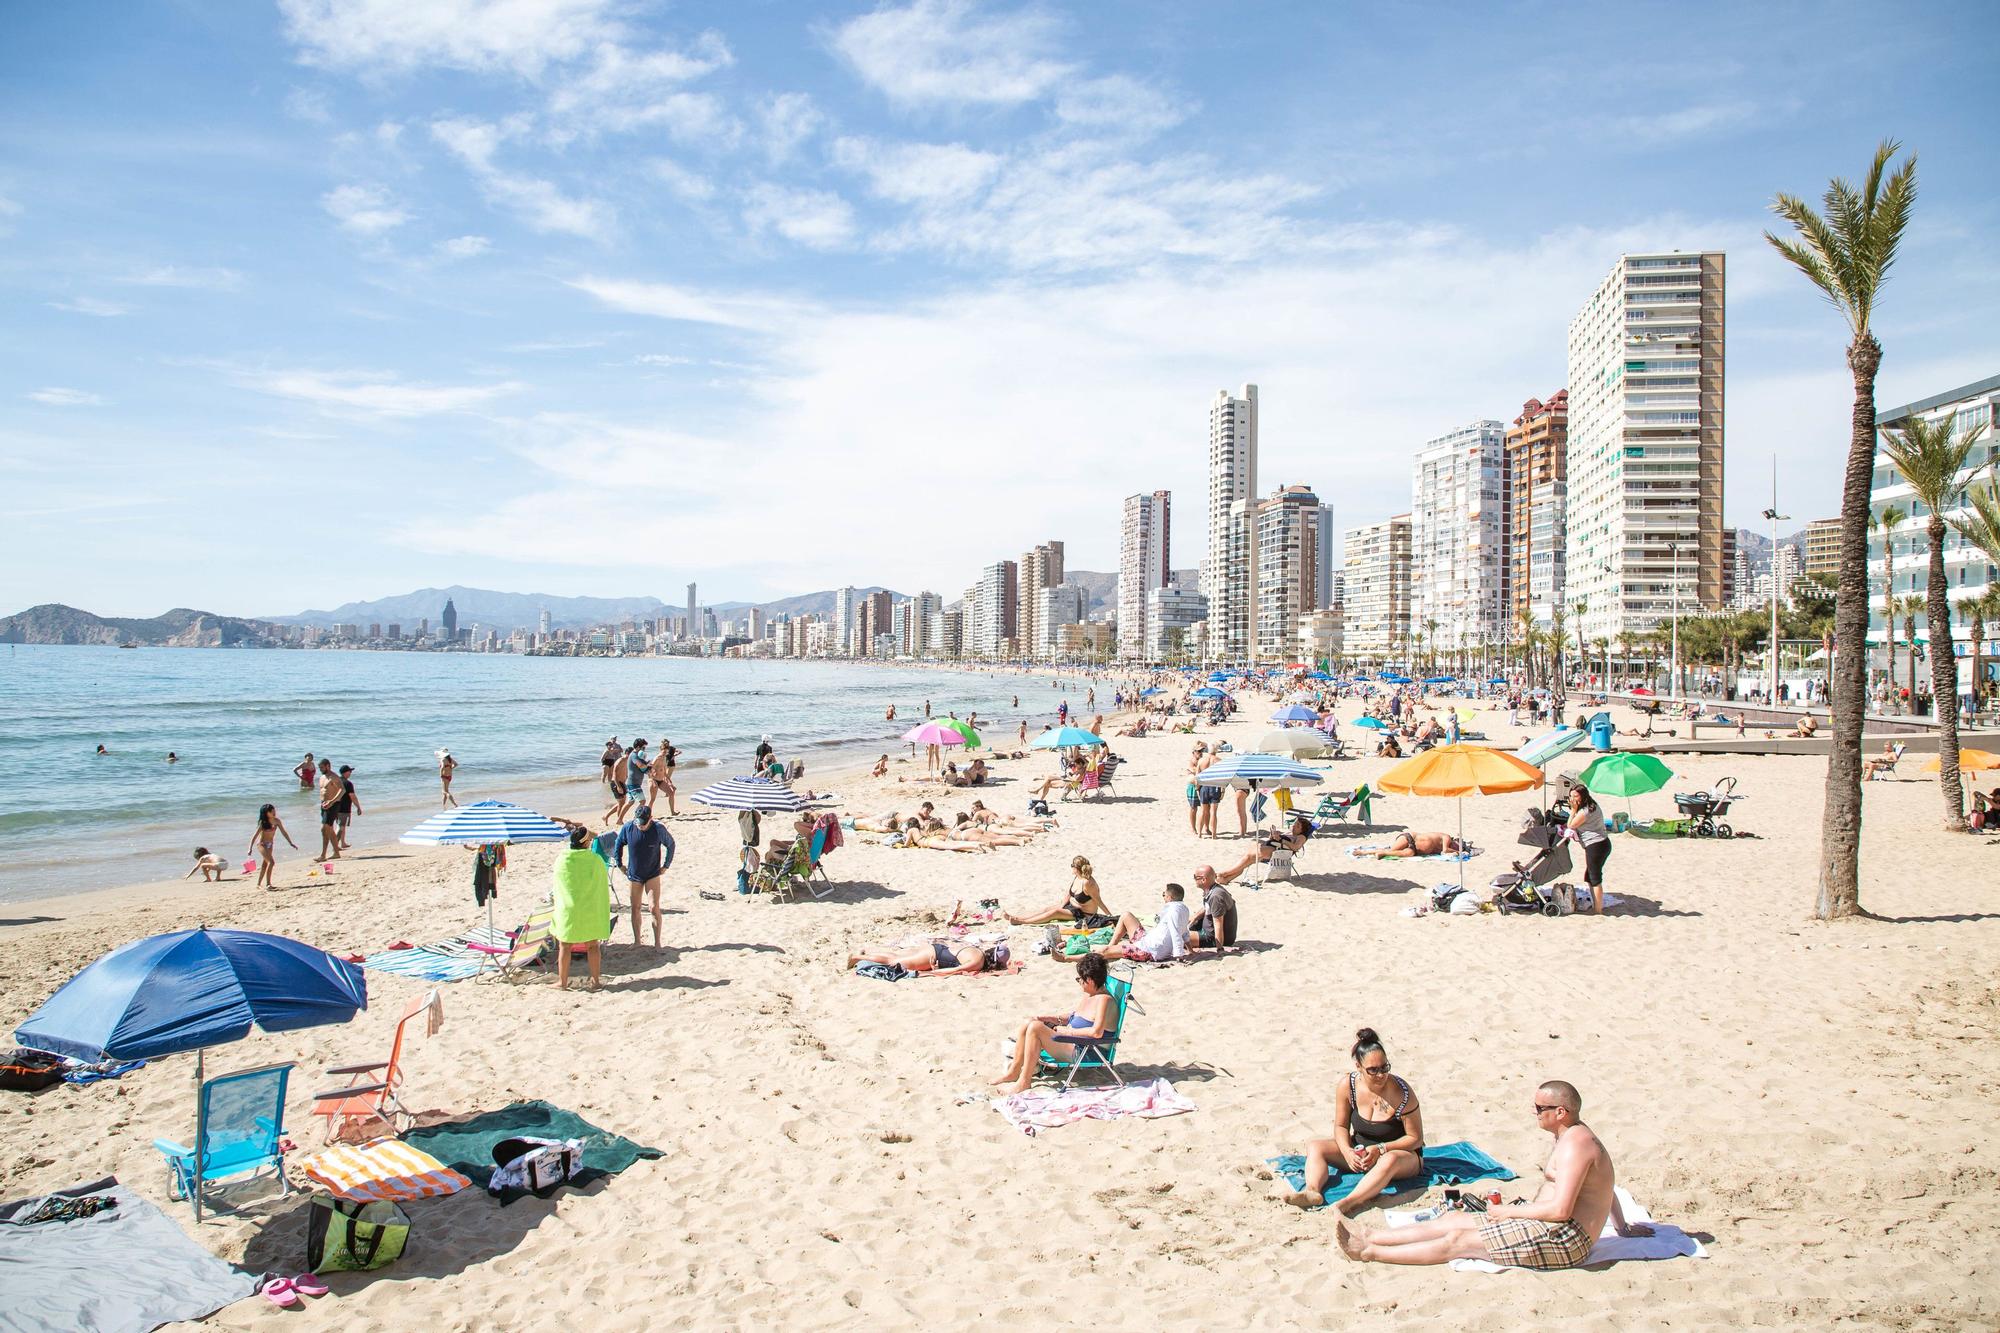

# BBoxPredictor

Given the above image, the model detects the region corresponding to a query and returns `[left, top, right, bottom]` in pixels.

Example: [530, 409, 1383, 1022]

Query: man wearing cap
[600, 737, 622, 802]
[613, 803, 674, 948]
[334, 764, 362, 852]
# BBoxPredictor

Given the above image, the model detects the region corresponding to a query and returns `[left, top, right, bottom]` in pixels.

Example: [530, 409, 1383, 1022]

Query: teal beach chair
[1312, 782, 1374, 828]
[1038, 972, 1137, 1088]
[153, 1062, 294, 1221]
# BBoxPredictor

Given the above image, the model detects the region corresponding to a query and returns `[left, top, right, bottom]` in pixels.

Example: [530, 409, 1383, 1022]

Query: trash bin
[1588, 712, 1613, 751]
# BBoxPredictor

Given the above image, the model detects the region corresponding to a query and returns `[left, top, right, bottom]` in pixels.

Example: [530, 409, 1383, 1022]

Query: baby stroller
[1672, 776, 1741, 838]
[1488, 809, 1576, 917]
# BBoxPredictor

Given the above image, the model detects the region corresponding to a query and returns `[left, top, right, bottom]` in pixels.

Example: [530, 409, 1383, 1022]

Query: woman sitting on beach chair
[989, 953, 1116, 1094]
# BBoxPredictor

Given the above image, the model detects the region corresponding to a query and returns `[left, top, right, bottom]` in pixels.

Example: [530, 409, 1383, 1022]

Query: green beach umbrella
[1577, 752, 1673, 821]
[937, 718, 982, 748]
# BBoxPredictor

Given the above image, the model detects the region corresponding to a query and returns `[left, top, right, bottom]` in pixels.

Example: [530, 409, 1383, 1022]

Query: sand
[1, 693, 1995, 1330]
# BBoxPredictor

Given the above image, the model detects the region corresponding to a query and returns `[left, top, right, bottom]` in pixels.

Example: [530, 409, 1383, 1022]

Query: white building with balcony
[1410, 422, 1509, 653]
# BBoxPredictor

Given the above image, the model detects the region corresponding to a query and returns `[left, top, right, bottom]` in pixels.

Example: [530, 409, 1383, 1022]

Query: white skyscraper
[1206, 385, 1258, 661]
[1566, 251, 1726, 643]
[1343, 515, 1412, 662]
[1410, 420, 1511, 654]
[1118, 490, 1171, 660]
[832, 586, 855, 655]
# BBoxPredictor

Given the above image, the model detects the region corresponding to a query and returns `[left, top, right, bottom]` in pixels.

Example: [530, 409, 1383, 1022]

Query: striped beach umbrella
[693, 776, 806, 813]
[1197, 753, 1323, 790]
[399, 800, 569, 846]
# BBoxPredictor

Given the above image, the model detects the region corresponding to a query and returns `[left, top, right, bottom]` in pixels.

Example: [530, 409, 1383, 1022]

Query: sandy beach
[2, 695, 1995, 1330]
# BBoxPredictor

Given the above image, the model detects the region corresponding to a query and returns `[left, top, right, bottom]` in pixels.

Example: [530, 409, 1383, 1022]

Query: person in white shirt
[1093, 884, 1192, 962]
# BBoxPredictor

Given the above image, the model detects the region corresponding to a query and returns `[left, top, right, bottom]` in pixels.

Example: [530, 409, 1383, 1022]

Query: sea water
[0, 646, 1078, 900]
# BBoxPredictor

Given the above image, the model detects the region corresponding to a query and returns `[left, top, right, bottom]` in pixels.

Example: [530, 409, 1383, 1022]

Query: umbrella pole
[1458, 800, 1466, 892]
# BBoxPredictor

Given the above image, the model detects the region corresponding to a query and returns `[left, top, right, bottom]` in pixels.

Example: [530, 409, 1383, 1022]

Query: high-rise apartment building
[856, 590, 893, 657]
[1342, 515, 1412, 661]
[971, 560, 1018, 656]
[1146, 586, 1208, 660]
[832, 586, 855, 655]
[685, 584, 697, 641]
[1722, 528, 1740, 608]
[1118, 490, 1171, 660]
[1205, 385, 1258, 660]
[1254, 484, 1327, 661]
[441, 599, 458, 640]
[1801, 519, 1841, 582]
[1017, 541, 1065, 660]
[1035, 583, 1088, 658]
[1506, 391, 1568, 627]
[1312, 501, 1336, 611]
[1565, 251, 1726, 643]
[1411, 421, 1511, 653]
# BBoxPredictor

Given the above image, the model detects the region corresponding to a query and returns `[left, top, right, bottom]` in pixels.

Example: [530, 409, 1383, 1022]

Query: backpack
[0, 1048, 65, 1093]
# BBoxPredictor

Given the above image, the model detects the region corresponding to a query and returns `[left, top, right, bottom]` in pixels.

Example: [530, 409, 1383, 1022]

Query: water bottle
[1408, 1204, 1445, 1222]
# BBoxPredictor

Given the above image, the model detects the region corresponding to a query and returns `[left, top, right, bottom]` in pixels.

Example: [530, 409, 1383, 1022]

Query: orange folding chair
[309, 989, 440, 1142]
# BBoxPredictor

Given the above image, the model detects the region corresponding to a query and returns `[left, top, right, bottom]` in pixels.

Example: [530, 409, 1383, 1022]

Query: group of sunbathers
[850, 800, 1055, 852]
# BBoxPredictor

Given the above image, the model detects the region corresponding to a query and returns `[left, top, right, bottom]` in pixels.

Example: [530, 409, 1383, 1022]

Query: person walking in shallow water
[438, 750, 459, 807]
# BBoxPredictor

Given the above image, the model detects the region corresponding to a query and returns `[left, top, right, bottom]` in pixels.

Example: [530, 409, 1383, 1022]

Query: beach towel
[405, 1101, 661, 1204]
[994, 1078, 1194, 1136]
[855, 962, 913, 981]
[361, 947, 482, 982]
[1268, 1140, 1516, 1207]
[1349, 844, 1481, 863]
[1390, 1188, 1707, 1271]
[302, 1137, 472, 1203]
[0, 1175, 258, 1333]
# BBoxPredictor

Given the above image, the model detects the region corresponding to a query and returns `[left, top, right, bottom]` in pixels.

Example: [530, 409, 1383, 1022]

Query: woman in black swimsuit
[1004, 857, 1113, 927]
[1283, 1028, 1426, 1215]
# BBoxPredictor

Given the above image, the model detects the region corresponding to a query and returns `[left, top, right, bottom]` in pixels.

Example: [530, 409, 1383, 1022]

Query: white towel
[1397, 1188, 1707, 1272]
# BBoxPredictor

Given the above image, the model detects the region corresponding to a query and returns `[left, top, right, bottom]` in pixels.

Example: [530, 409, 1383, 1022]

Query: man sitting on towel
[1336, 1080, 1650, 1269]
[1092, 884, 1191, 963]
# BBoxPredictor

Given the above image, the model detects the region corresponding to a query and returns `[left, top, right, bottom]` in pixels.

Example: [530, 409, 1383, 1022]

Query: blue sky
[3, 0, 1996, 617]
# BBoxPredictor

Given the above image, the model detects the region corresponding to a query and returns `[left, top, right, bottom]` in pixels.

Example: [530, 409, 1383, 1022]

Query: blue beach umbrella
[1139, 688, 1163, 697]
[400, 800, 571, 847]
[1304, 671, 1332, 681]
[1353, 716, 1392, 731]
[1424, 675, 1457, 684]
[1030, 726, 1107, 750]
[1382, 673, 1413, 684]
[694, 776, 807, 812]
[16, 928, 368, 1067]
[1192, 687, 1230, 699]
[1269, 704, 1320, 724]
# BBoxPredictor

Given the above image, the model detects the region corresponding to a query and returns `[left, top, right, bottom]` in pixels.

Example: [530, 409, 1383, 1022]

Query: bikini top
[1348, 1072, 1413, 1143]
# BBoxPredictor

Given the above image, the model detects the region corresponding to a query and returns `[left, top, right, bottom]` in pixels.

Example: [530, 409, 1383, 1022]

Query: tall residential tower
[1410, 421, 1511, 654]
[1118, 491, 1171, 660]
[1205, 385, 1258, 661]
[1505, 390, 1568, 626]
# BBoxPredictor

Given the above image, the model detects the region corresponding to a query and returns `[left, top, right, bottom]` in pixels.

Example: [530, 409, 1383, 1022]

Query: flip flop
[290, 1273, 329, 1298]
[260, 1276, 299, 1307]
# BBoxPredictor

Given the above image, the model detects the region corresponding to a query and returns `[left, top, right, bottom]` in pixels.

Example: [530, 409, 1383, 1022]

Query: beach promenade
[1, 694, 1993, 1328]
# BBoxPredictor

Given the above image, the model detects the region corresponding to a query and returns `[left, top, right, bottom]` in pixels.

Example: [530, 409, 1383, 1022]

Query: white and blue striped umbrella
[399, 800, 569, 846]
[1197, 753, 1324, 790]
[693, 776, 806, 813]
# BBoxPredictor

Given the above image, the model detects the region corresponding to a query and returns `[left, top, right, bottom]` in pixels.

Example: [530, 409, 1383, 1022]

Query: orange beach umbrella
[1376, 744, 1544, 890]
[1923, 747, 1998, 774]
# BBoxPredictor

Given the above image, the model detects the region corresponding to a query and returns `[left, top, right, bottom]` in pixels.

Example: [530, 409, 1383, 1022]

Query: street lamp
[1763, 458, 1790, 707]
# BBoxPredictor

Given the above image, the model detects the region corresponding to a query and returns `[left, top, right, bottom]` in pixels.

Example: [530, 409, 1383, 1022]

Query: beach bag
[0, 1048, 65, 1092]
[490, 1138, 583, 1196]
[306, 1195, 410, 1273]
[1551, 882, 1577, 916]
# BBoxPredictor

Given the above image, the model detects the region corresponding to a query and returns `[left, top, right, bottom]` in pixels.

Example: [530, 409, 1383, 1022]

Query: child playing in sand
[185, 847, 227, 881]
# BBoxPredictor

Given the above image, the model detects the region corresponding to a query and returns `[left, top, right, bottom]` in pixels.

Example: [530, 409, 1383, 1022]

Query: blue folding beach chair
[153, 1062, 295, 1222]
[1038, 972, 1138, 1088]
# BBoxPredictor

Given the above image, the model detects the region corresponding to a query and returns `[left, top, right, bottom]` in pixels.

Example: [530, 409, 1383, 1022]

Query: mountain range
[263, 584, 900, 632]
[0, 605, 288, 646]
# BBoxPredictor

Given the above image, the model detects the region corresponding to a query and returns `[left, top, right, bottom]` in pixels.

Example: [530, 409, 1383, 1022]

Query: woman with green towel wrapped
[552, 825, 610, 991]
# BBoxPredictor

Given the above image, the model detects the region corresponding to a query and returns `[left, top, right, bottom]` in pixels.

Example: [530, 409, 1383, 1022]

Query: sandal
[290, 1273, 329, 1298]
[260, 1276, 299, 1307]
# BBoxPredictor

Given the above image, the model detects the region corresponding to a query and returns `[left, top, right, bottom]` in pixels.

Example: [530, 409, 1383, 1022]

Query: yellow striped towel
[303, 1137, 471, 1202]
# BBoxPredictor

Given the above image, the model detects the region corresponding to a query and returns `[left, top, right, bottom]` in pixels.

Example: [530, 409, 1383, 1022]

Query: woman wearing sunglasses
[1284, 1027, 1424, 1214]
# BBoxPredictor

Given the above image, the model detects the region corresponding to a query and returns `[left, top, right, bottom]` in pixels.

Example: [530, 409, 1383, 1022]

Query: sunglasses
[1361, 1063, 1391, 1075]
[1533, 1103, 1562, 1114]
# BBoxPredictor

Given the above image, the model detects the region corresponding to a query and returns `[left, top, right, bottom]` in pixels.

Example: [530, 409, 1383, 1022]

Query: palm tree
[1765, 139, 1918, 920]
[1949, 461, 2000, 718]
[1872, 503, 1907, 707]
[1421, 617, 1439, 674]
[1880, 416, 1979, 827]
[1895, 594, 1925, 715]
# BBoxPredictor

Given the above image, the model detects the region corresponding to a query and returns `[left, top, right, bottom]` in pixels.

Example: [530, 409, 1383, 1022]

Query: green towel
[1062, 926, 1116, 957]
[551, 849, 611, 943]
[405, 1101, 661, 1202]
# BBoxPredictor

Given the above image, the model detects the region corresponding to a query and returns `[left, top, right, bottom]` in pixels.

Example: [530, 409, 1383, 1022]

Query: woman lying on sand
[1358, 831, 1464, 859]
[990, 954, 1115, 1094]
[949, 813, 1036, 846]
[1006, 856, 1114, 926]
[903, 818, 991, 853]
[848, 939, 993, 975]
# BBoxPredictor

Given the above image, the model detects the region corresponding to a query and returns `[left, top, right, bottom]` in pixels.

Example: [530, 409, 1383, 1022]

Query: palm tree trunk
[1906, 615, 1918, 712]
[1924, 517, 1966, 829]
[1819, 334, 1878, 920]
[1972, 611, 1986, 719]
[1883, 545, 1896, 710]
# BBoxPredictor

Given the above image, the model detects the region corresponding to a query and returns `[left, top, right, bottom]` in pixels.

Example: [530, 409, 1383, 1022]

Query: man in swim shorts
[1334, 1080, 1651, 1268]
[1361, 831, 1462, 859]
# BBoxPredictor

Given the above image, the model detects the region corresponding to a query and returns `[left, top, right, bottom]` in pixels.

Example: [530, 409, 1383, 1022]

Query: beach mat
[1348, 845, 1480, 863]
[405, 1100, 661, 1202]
[0, 1175, 258, 1333]
[360, 948, 482, 982]
[1268, 1139, 1515, 1208]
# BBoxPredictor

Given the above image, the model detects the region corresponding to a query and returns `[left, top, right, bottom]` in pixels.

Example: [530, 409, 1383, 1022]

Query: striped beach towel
[361, 948, 482, 982]
[303, 1137, 472, 1202]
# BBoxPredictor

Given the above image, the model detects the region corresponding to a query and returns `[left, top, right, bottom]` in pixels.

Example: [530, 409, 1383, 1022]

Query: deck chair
[1312, 782, 1375, 828]
[758, 827, 829, 901]
[310, 989, 439, 1142]
[468, 904, 554, 979]
[1866, 743, 1906, 781]
[153, 1062, 295, 1222]
[1037, 972, 1137, 1088]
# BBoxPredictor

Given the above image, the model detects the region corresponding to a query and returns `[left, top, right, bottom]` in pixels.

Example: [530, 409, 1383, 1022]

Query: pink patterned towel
[994, 1078, 1195, 1136]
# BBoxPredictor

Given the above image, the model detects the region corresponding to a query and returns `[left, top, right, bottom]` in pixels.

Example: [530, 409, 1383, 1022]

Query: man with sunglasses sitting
[1334, 1080, 1651, 1269]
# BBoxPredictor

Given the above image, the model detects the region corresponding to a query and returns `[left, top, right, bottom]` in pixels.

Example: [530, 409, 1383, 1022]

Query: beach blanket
[1268, 1140, 1515, 1207]
[302, 1136, 472, 1203]
[994, 1078, 1194, 1137]
[0, 1175, 258, 1333]
[361, 947, 483, 982]
[1349, 844, 1481, 863]
[1387, 1188, 1707, 1271]
[405, 1101, 661, 1204]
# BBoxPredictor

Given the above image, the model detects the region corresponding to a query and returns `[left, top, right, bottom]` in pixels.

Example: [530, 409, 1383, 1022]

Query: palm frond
[1879, 415, 1978, 513]
[1948, 462, 2000, 568]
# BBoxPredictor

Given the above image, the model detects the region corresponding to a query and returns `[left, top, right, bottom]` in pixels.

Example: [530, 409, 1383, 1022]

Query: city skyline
[4, 2, 1997, 617]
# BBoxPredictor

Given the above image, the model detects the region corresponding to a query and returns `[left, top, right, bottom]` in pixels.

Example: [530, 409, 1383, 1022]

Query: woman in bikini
[649, 742, 679, 815]
[949, 813, 1035, 846]
[247, 803, 296, 891]
[989, 953, 1115, 1094]
[1006, 856, 1113, 926]
[438, 750, 458, 807]
[1285, 1028, 1426, 1215]
[846, 938, 991, 975]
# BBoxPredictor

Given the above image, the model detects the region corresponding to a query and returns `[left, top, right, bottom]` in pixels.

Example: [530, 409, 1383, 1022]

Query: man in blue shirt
[612, 804, 674, 948]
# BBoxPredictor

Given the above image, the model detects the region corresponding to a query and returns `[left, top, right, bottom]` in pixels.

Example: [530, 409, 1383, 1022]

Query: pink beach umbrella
[902, 721, 967, 746]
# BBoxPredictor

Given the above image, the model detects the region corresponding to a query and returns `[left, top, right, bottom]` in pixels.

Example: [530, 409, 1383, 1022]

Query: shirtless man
[316, 760, 345, 860]
[1336, 1080, 1650, 1269]
[1360, 831, 1462, 859]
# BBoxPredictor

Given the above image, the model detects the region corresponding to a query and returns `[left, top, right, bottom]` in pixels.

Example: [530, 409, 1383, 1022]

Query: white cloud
[285, 86, 333, 123]
[122, 265, 245, 290]
[568, 276, 807, 331]
[236, 367, 523, 417]
[545, 34, 737, 142]
[649, 158, 715, 203]
[634, 353, 692, 367]
[48, 296, 130, 317]
[832, 136, 1000, 205]
[1611, 99, 1762, 145]
[741, 184, 856, 250]
[431, 117, 614, 240]
[0, 194, 21, 216]
[757, 92, 823, 162]
[830, 0, 1073, 106]
[1054, 75, 1186, 136]
[27, 387, 106, 407]
[279, 0, 626, 78]
[436, 234, 492, 259]
[322, 183, 410, 233]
